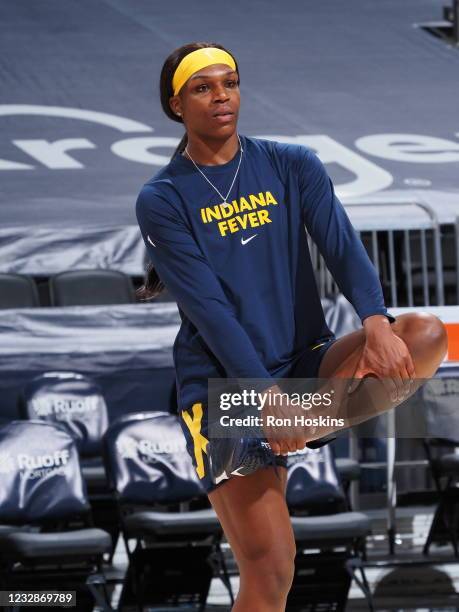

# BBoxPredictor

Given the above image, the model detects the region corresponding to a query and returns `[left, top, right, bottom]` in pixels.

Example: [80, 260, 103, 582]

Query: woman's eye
[195, 81, 238, 92]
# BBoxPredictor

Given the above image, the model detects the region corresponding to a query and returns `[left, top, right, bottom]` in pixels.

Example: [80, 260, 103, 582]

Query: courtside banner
[207, 377, 458, 441]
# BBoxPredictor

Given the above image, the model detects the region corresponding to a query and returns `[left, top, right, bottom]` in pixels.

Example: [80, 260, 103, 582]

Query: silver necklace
[184, 134, 244, 204]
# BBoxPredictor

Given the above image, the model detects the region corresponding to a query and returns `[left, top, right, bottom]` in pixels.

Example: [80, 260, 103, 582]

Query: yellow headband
[172, 47, 237, 96]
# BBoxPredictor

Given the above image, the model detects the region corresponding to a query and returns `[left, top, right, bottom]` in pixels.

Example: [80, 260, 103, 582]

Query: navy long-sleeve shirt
[135, 135, 393, 409]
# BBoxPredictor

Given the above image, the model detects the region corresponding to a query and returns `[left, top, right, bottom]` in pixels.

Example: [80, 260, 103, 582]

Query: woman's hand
[260, 384, 312, 455]
[348, 315, 416, 402]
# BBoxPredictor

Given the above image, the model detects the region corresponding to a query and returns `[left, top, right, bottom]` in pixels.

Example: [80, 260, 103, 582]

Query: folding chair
[18, 371, 119, 558]
[286, 446, 374, 611]
[422, 438, 459, 555]
[104, 411, 230, 611]
[50, 269, 136, 306]
[421, 376, 459, 556]
[0, 421, 112, 611]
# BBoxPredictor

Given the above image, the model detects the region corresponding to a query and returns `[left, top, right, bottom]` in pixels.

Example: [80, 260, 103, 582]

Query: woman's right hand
[260, 384, 313, 455]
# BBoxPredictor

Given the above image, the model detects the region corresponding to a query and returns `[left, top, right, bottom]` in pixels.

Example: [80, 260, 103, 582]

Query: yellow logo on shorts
[181, 402, 209, 479]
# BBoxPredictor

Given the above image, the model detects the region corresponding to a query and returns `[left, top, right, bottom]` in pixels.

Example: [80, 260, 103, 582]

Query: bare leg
[313, 311, 449, 434]
[209, 466, 294, 612]
[264, 313, 448, 452]
[318, 312, 448, 380]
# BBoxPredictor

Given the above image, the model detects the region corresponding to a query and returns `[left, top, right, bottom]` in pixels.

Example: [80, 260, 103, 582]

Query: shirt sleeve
[298, 149, 395, 324]
[136, 184, 274, 383]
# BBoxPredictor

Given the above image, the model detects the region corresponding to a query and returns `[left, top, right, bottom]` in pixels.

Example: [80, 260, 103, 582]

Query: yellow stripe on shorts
[181, 402, 209, 479]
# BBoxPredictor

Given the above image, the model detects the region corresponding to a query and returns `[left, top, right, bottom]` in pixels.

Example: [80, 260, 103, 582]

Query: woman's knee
[209, 467, 296, 598]
[398, 312, 448, 361]
[240, 545, 296, 597]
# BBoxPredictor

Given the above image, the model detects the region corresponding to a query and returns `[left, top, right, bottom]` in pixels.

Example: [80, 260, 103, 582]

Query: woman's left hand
[348, 315, 416, 402]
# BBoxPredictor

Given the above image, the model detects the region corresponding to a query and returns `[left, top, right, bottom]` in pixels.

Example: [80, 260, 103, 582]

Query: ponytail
[136, 133, 189, 302]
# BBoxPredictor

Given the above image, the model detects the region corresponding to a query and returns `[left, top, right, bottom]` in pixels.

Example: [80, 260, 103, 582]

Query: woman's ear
[169, 96, 182, 117]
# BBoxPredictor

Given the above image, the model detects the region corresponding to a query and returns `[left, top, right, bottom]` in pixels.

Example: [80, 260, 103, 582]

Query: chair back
[20, 371, 108, 457]
[0, 421, 89, 523]
[286, 445, 346, 513]
[0, 273, 39, 309]
[104, 412, 204, 505]
[50, 269, 135, 306]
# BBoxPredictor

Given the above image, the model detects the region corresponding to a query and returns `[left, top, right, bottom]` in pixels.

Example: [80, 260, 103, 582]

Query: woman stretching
[136, 42, 448, 611]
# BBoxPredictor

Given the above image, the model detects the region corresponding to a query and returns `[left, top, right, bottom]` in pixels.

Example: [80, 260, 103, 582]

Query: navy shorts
[179, 336, 338, 494]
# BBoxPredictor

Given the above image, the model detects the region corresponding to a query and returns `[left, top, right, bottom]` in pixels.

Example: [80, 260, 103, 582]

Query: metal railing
[315, 201, 458, 552]
[307, 201, 445, 307]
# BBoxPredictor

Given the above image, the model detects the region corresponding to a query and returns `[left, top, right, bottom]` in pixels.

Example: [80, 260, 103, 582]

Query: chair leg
[436, 499, 459, 557]
[361, 539, 368, 563]
[343, 480, 353, 511]
[217, 544, 235, 605]
[354, 536, 368, 563]
[107, 531, 120, 565]
[359, 565, 374, 612]
[207, 542, 235, 607]
[423, 501, 446, 556]
[86, 573, 114, 612]
[389, 524, 402, 556]
[449, 502, 459, 557]
[345, 558, 374, 612]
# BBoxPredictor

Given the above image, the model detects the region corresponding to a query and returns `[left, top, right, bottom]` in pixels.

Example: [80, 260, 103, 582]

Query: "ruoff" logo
[0, 449, 70, 474]
[31, 396, 99, 417]
[116, 436, 186, 461]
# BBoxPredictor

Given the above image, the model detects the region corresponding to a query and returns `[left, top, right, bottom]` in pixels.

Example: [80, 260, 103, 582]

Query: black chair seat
[0, 528, 112, 559]
[335, 458, 361, 482]
[291, 511, 371, 542]
[82, 465, 108, 490]
[124, 508, 222, 537]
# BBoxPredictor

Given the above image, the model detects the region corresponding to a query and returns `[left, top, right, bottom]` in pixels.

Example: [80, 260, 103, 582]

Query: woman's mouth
[213, 112, 234, 124]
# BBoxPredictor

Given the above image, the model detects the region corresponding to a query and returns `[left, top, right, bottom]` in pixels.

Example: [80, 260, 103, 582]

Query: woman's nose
[214, 85, 229, 101]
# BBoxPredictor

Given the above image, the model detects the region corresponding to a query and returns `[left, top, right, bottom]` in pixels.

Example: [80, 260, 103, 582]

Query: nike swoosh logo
[147, 235, 156, 247]
[241, 234, 258, 246]
[215, 471, 229, 485]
